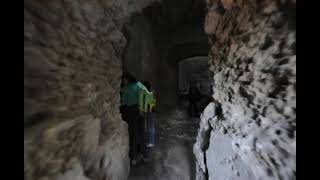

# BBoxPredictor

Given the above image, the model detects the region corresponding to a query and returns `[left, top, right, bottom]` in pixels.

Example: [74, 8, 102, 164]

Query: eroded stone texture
[24, 0, 157, 180]
[194, 0, 296, 180]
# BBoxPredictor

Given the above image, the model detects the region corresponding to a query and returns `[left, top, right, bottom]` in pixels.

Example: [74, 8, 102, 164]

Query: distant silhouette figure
[188, 82, 201, 117]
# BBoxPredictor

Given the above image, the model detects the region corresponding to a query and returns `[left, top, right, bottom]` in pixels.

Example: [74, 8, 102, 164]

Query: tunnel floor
[128, 107, 200, 180]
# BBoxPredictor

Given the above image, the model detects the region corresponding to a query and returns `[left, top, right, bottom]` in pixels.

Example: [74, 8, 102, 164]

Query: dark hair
[123, 72, 137, 83]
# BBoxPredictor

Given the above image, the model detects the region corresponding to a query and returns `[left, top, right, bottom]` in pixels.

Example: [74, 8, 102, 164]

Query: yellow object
[139, 89, 156, 113]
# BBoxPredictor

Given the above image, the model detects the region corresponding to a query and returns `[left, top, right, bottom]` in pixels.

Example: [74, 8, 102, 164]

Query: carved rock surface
[24, 0, 157, 180]
[194, 0, 296, 180]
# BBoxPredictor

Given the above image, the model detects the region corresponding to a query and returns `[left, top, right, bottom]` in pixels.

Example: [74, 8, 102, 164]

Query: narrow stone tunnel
[24, 0, 296, 180]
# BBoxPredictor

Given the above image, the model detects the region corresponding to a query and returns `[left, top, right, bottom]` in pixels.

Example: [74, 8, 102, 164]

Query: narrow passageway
[128, 107, 199, 180]
[24, 0, 296, 180]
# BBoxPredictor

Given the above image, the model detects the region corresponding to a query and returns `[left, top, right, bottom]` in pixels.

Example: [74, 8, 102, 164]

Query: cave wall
[194, 0, 296, 180]
[24, 0, 156, 180]
[122, 14, 159, 92]
[157, 49, 178, 110]
[121, 11, 173, 111]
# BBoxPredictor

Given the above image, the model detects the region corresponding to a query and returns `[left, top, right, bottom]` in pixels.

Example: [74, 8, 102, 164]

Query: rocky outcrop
[194, 0, 296, 180]
[24, 0, 157, 180]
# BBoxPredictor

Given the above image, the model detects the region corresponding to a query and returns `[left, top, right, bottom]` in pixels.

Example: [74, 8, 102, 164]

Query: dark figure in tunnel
[121, 72, 146, 165]
[188, 82, 201, 117]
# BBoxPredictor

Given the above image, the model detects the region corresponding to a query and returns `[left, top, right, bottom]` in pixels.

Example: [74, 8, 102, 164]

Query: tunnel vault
[119, 0, 209, 111]
[167, 40, 210, 66]
[24, 0, 295, 180]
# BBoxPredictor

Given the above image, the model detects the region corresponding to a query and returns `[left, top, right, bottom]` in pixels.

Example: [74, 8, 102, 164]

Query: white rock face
[206, 131, 255, 180]
[194, 0, 296, 180]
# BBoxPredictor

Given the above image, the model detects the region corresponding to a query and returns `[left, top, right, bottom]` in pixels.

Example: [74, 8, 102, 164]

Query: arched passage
[24, 0, 296, 180]
[178, 56, 211, 94]
[156, 40, 209, 110]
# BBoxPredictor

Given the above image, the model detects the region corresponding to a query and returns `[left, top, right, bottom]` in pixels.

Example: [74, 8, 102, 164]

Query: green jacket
[121, 82, 148, 106]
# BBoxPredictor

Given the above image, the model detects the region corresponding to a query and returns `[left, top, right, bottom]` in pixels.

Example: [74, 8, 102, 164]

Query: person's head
[123, 72, 137, 84]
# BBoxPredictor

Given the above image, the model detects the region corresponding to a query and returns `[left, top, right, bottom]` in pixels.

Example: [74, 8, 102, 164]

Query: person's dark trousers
[122, 106, 134, 160]
[120, 105, 128, 123]
[138, 113, 147, 158]
[126, 105, 143, 161]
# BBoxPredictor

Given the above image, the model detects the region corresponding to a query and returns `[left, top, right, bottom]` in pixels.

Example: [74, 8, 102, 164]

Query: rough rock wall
[24, 0, 156, 180]
[194, 0, 296, 180]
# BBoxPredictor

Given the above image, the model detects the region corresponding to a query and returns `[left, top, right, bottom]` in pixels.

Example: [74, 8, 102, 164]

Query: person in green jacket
[121, 72, 148, 165]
